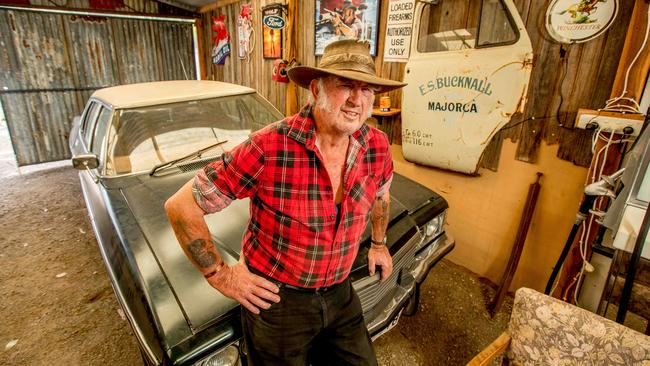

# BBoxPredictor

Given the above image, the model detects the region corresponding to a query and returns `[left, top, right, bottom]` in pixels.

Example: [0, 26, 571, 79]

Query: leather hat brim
[287, 66, 407, 93]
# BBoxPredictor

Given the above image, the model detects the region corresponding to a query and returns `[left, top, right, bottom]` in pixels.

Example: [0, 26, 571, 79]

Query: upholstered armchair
[467, 287, 650, 365]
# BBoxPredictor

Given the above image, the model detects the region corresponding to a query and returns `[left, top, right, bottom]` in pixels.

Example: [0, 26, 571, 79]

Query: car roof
[91, 80, 256, 109]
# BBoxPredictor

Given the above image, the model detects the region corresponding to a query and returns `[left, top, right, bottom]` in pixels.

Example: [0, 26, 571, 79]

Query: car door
[402, 0, 533, 174]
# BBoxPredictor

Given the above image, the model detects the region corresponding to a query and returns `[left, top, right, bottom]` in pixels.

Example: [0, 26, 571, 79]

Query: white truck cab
[402, 0, 533, 174]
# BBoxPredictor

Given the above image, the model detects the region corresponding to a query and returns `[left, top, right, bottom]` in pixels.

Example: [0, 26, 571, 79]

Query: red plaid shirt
[193, 106, 393, 288]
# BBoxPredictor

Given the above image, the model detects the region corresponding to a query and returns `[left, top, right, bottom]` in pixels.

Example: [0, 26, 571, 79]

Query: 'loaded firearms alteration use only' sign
[383, 0, 415, 62]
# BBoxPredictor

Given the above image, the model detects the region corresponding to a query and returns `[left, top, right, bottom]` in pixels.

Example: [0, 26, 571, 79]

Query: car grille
[355, 235, 421, 315]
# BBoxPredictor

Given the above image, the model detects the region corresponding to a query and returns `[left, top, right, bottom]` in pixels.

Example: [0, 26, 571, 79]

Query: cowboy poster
[314, 0, 379, 56]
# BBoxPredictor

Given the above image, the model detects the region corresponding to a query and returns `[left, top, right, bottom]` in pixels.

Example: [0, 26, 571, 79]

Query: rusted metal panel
[0, 7, 195, 166]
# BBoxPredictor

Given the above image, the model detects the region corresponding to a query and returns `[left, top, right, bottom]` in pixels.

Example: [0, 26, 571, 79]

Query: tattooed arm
[367, 189, 393, 282]
[165, 179, 279, 314]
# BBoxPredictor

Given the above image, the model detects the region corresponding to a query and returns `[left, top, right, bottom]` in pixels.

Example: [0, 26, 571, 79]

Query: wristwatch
[371, 236, 387, 246]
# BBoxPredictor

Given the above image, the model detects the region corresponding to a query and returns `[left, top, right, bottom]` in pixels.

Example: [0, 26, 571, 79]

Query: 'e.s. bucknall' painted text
[419, 76, 493, 96]
[419, 76, 492, 114]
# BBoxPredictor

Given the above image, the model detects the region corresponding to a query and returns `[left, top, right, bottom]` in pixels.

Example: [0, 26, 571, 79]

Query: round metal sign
[545, 0, 618, 44]
[263, 15, 285, 30]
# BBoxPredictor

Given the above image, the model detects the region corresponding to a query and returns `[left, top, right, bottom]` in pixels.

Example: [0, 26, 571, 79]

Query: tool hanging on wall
[489, 172, 543, 316]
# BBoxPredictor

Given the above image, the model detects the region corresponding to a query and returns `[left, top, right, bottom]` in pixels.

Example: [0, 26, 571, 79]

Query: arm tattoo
[187, 239, 217, 268]
[374, 196, 389, 227]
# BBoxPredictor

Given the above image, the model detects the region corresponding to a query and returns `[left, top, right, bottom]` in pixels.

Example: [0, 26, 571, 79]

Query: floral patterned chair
[467, 287, 650, 365]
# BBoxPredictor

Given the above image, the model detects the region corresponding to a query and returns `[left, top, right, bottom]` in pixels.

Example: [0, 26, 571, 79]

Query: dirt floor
[0, 166, 512, 366]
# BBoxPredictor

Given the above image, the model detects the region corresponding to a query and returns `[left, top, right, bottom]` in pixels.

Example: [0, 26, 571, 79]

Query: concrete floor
[0, 103, 513, 364]
[0, 164, 512, 365]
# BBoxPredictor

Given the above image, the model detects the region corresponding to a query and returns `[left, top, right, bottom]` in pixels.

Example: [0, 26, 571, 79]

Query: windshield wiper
[149, 140, 229, 176]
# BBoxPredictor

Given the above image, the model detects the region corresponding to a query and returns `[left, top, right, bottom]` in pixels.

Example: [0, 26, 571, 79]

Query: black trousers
[241, 277, 378, 366]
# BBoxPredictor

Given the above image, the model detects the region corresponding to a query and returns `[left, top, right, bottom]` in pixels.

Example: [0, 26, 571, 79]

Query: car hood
[108, 170, 440, 347]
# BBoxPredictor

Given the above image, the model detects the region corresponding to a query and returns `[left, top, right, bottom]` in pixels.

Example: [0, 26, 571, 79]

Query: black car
[69, 80, 454, 365]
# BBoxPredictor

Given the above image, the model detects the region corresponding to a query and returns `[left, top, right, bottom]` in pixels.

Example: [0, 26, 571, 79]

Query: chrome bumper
[355, 232, 455, 340]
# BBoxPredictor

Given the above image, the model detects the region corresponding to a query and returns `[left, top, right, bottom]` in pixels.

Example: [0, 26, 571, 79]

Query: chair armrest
[466, 332, 511, 366]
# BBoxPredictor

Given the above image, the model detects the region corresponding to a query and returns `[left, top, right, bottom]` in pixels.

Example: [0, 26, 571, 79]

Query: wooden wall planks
[201, 0, 635, 171]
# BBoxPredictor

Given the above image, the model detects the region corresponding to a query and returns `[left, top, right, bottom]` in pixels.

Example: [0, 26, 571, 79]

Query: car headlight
[423, 210, 447, 240]
[193, 345, 240, 366]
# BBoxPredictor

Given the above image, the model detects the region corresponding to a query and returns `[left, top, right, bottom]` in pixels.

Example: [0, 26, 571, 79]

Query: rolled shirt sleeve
[376, 137, 393, 197]
[192, 135, 265, 214]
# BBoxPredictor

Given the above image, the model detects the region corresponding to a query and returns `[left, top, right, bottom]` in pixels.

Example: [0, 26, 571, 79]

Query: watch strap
[371, 236, 386, 246]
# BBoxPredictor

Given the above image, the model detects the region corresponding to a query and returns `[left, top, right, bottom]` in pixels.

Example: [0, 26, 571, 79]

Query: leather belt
[248, 266, 344, 294]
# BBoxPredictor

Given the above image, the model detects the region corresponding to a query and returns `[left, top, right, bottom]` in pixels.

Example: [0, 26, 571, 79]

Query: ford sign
[263, 15, 285, 29]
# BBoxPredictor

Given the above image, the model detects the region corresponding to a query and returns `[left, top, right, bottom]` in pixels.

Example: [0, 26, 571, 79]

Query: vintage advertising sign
[545, 0, 618, 44]
[383, 0, 415, 62]
[211, 15, 231, 65]
[238, 3, 254, 60]
[262, 4, 285, 59]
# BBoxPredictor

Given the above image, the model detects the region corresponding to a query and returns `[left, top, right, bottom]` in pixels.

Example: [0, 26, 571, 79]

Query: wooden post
[490, 173, 543, 314]
[611, 0, 650, 100]
[195, 18, 207, 80]
[284, 0, 299, 116]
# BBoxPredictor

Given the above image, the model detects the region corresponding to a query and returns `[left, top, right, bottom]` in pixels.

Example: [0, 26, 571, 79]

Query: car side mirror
[72, 154, 99, 170]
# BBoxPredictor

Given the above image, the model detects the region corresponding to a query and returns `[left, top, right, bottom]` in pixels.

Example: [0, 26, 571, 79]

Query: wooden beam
[199, 0, 240, 14]
[195, 18, 207, 80]
[285, 0, 299, 116]
[611, 0, 650, 102]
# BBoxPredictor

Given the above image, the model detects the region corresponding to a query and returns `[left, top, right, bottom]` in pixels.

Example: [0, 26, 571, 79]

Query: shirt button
[329, 214, 335, 219]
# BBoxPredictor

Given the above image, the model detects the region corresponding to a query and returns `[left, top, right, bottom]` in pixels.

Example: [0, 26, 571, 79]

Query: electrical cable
[572, 130, 615, 305]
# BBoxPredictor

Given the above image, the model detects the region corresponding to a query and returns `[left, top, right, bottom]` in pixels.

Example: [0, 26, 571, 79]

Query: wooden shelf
[372, 108, 401, 117]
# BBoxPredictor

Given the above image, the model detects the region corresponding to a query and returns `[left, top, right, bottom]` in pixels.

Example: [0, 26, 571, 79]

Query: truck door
[402, 0, 533, 174]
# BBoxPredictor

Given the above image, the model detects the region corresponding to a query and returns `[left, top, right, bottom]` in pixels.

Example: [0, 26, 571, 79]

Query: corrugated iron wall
[202, 0, 633, 171]
[0, 7, 196, 166]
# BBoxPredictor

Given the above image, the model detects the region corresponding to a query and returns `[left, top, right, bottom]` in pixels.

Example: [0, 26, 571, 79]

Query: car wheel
[403, 285, 420, 316]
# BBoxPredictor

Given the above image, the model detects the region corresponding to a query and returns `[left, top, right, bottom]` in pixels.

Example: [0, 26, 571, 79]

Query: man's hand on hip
[368, 244, 393, 282]
[207, 262, 281, 314]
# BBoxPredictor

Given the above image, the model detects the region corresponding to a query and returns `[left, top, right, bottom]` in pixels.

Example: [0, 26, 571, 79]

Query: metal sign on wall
[383, 0, 415, 62]
[545, 0, 618, 44]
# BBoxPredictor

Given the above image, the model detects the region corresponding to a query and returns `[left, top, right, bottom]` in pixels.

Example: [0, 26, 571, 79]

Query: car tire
[403, 285, 420, 316]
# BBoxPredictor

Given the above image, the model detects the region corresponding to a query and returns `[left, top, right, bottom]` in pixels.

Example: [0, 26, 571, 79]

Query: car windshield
[104, 93, 283, 176]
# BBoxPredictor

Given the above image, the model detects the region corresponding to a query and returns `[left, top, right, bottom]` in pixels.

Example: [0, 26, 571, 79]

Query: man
[332, 1, 365, 38]
[165, 39, 406, 365]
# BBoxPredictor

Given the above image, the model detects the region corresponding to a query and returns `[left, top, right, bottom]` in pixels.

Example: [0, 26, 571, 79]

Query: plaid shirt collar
[286, 104, 372, 151]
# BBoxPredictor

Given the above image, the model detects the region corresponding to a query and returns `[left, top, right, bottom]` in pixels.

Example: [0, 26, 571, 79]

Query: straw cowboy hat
[287, 39, 407, 93]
